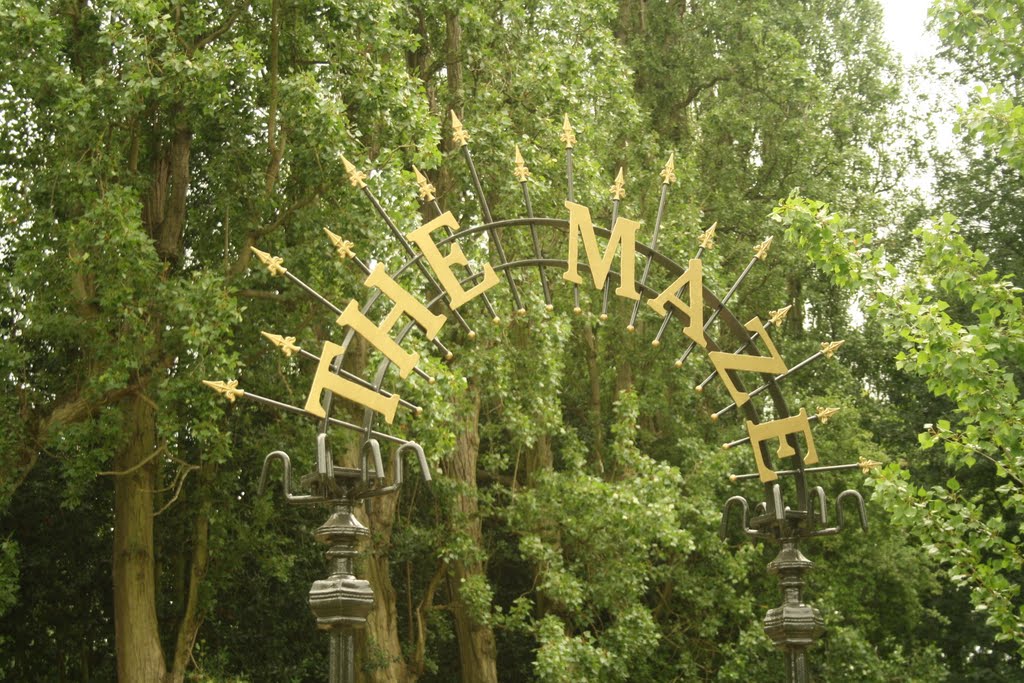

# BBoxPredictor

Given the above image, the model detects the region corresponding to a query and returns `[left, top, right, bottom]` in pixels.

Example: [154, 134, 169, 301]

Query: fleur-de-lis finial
[250, 246, 286, 276]
[560, 114, 576, 149]
[660, 152, 676, 185]
[609, 168, 625, 200]
[202, 379, 245, 403]
[820, 339, 845, 359]
[451, 110, 470, 147]
[412, 166, 436, 202]
[768, 304, 793, 327]
[858, 458, 883, 473]
[815, 406, 840, 423]
[698, 222, 717, 250]
[323, 228, 356, 261]
[261, 331, 301, 357]
[513, 145, 530, 182]
[341, 155, 367, 188]
[754, 236, 774, 260]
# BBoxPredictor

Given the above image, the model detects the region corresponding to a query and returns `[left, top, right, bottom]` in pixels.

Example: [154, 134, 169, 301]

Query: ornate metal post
[722, 459, 877, 683]
[259, 437, 430, 683]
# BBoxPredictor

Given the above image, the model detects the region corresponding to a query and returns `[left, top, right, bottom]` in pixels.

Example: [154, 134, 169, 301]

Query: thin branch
[98, 442, 167, 477]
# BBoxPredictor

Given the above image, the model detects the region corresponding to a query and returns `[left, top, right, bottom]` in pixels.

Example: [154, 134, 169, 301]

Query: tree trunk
[445, 385, 498, 683]
[113, 392, 167, 682]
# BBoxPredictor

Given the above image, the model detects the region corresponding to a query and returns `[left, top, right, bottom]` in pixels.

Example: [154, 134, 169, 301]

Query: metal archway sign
[204, 112, 877, 683]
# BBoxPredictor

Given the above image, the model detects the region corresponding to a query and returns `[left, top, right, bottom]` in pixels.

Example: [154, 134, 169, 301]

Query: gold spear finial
[412, 166, 436, 202]
[560, 114, 576, 149]
[323, 227, 356, 261]
[698, 222, 717, 250]
[451, 110, 470, 147]
[820, 339, 845, 359]
[768, 304, 793, 327]
[513, 145, 531, 182]
[261, 331, 301, 357]
[815, 406, 840, 424]
[754, 236, 774, 260]
[202, 379, 245, 403]
[250, 246, 286, 276]
[858, 458, 883, 474]
[660, 152, 676, 185]
[341, 155, 367, 189]
[609, 167, 625, 200]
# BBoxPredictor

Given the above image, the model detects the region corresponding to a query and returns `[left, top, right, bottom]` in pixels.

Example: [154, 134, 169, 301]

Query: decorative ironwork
[205, 113, 876, 683]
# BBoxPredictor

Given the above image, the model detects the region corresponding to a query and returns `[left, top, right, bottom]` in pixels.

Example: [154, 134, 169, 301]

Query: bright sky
[879, 0, 939, 65]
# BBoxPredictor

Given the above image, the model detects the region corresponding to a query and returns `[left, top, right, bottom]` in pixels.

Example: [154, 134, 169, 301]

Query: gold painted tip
[699, 223, 717, 250]
[260, 331, 301, 357]
[710, 413, 719, 422]
[513, 144, 531, 182]
[467, 330, 477, 340]
[674, 360, 683, 368]
[754, 236, 774, 260]
[250, 246, 286, 276]
[768, 304, 794, 327]
[445, 351, 454, 361]
[609, 167, 626, 200]
[573, 307, 582, 315]
[660, 151, 677, 185]
[323, 227, 356, 260]
[816, 406, 840, 423]
[412, 165, 436, 202]
[415, 407, 423, 416]
[858, 458, 883, 473]
[451, 110, 470, 147]
[651, 339, 660, 348]
[694, 385, 703, 393]
[599, 313, 608, 321]
[821, 339, 845, 359]
[341, 155, 368, 188]
[545, 304, 554, 312]
[517, 308, 527, 316]
[492, 316, 501, 324]
[626, 324, 635, 332]
[428, 376, 436, 385]
[203, 379, 245, 403]
[728, 472, 737, 480]
[560, 113, 576, 149]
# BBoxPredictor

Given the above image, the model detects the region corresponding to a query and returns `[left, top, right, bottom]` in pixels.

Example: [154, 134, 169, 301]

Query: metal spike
[816, 406, 840, 424]
[250, 246, 287, 277]
[341, 155, 368, 189]
[754, 236, 774, 260]
[821, 339, 845, 359]
[513, 145, 531, 182]
[451, 110, 470, 147]
[412, 166, 436, 202]
[322, 228, 356, 261]
[609, 167, 625, 200]
[769, 304, 793, 328]
[261, 331, 301, 357]
[858, 458, 883, 473]
[203, 379, 245, 403]
[560, 113, 576, 149]
[699, 222, 717, 250]
[660, 151, 677, 185]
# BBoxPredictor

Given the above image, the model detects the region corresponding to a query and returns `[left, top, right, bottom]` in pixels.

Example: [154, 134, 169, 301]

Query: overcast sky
[880, 0, 939, 64]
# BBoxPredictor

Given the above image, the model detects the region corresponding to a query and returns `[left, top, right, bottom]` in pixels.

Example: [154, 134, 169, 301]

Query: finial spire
[451, 110, 470, 147]
[202, 379, 245, 403]
[513, 145, 531, 182]
[250, 246, 286, 276]
[660, 152, 676, 185]
[261, 331, 301, 357]
[609, 167, 625, 200]
[768, 304, 793, 327]
[341, 155, 368, 188]
[754, 236, 774, 260]
[412, 166, 436, 202]
[322, 228, 356, 261]
[560, 114, 576, 149]
[820, 339, 845, 359]
[698, 222, 717, 250]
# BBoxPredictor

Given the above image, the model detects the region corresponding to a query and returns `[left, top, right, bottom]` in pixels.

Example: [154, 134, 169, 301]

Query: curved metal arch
[309, 215, 800, 507]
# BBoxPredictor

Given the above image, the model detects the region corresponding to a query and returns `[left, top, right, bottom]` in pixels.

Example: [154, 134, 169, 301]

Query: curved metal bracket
[811, 486, 828, 525]
[361, 440, 432, 499]
[361, 439, 385, 483]
[836, 489, 868, 531]
[258, 450, 323, 505]
[720, 495, 765, 540]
